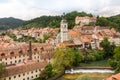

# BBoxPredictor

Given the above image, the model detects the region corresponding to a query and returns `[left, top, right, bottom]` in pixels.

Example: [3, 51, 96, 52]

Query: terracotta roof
[1, 60, 48, 78]
[107, 73, 120, 80]
[80, 35, 93, 43]
[69, 30, 80, 38]
[0, 43, 53, 59]
[57, 41, 75, 48]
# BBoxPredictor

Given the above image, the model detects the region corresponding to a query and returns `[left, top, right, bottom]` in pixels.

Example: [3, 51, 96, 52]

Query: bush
[86, 54, 96, 62]
[92, 50, 104, 61]
[0, 62, 5, 74]
[108, 59, 117, 69]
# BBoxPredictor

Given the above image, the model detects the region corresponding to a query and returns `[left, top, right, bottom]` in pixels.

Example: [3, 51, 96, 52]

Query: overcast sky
[0, 0, 120, 20]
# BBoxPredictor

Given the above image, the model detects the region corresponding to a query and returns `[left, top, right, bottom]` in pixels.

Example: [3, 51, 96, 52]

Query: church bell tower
[60, 13, 68, 43]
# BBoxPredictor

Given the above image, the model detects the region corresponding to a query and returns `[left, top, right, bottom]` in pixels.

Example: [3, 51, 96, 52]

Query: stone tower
[60, 13, 68, 43]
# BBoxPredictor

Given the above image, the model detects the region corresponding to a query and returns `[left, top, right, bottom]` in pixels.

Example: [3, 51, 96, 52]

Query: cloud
[0, 0, 10, 4]
[0, 0, 120, 20]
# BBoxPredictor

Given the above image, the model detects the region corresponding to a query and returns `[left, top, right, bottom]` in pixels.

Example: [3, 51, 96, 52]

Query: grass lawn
[79, 59, 111, 68]
[57, 73, 112, 80]
[57, 59, 112, 80]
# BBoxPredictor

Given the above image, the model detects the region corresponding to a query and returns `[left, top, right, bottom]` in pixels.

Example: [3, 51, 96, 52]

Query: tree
[100, 38, 115, 57]
[109, 46, 120, 73]
[35, 64, 56, 80]
[72, 48, 83, 66]
[0, 62, 5, 76]
[92, 50, 104, 61]
[42, 34, 51, 43]
[53, 47, 75, 72]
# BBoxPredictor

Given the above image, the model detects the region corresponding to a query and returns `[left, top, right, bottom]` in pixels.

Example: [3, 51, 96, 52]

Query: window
[34, 48, 37, 51]
[19, 50, 23, 54]
[18, 75, 20, 77]
[23, 73, 25, 76]
[10, 57, 12, 59]
[10, 52, 14, 55]
[37, 60, 39, 62]
[14, 76, 16, 78]
[36, 70, 37, 72]
[19, 60, 21, 62]
[10, 61, 12, 64]
[36, 75, 38, 77]
[9, 77, 11, 80]
[15, 60, 17, 63]
[27, 50, 29, 53]
[1, 53, 5, 56]
[41, 47, 44, 51]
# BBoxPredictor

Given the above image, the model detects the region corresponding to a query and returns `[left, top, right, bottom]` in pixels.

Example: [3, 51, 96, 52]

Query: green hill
[22, 11, 93, 29]
[22, 11, 120, 31]
[96, 15, 120, 31]
[0, 17, 24, 30]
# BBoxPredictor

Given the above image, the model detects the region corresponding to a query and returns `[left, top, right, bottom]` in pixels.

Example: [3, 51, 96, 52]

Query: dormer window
[34, 48, 37, 51]
[10, 52, 14, 55]
[1, 53, 5, 56]
[41, 47, 44, 51]
[19, 50, 23, 54]
[27, 49, 29, 52]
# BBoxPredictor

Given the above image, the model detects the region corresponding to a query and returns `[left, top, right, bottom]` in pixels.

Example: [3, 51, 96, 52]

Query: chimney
[29, 40, 32, 60]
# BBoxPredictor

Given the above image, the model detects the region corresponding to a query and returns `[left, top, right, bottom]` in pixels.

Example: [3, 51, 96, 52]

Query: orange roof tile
[69, 30, 80, 38]
[107, 73, 120, 80]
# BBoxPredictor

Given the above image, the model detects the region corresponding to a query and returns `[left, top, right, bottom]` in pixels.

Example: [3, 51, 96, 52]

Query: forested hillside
[22, 11, 93, 29]
[96, 15, 120, 31]
[22, 11, 120, 31]
[0, 11, 119, 31]
[0, 17, 24, 30]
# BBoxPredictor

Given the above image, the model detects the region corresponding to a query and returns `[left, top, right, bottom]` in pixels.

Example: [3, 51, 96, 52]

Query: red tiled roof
[69, 30, 80, 38]
[107, 73, 120, 80]
[1, 60, 48, 78]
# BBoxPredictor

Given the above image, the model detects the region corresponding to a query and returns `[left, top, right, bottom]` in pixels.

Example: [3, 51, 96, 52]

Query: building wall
[60, 21, 69, 42]
[1, 68, 43, 80]
[0, 53, 41, 66]
[0, 55, 29, 65]
[109, 37, 120, 46]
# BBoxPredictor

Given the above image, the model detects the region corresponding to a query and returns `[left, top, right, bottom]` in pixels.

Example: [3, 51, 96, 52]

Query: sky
[0, 0, 120, 20]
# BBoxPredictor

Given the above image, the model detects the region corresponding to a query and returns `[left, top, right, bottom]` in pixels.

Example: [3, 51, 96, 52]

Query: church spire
[62, 12, 65, 19]
[61, 12, 67, 23]
[60, 12, 68, 43]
